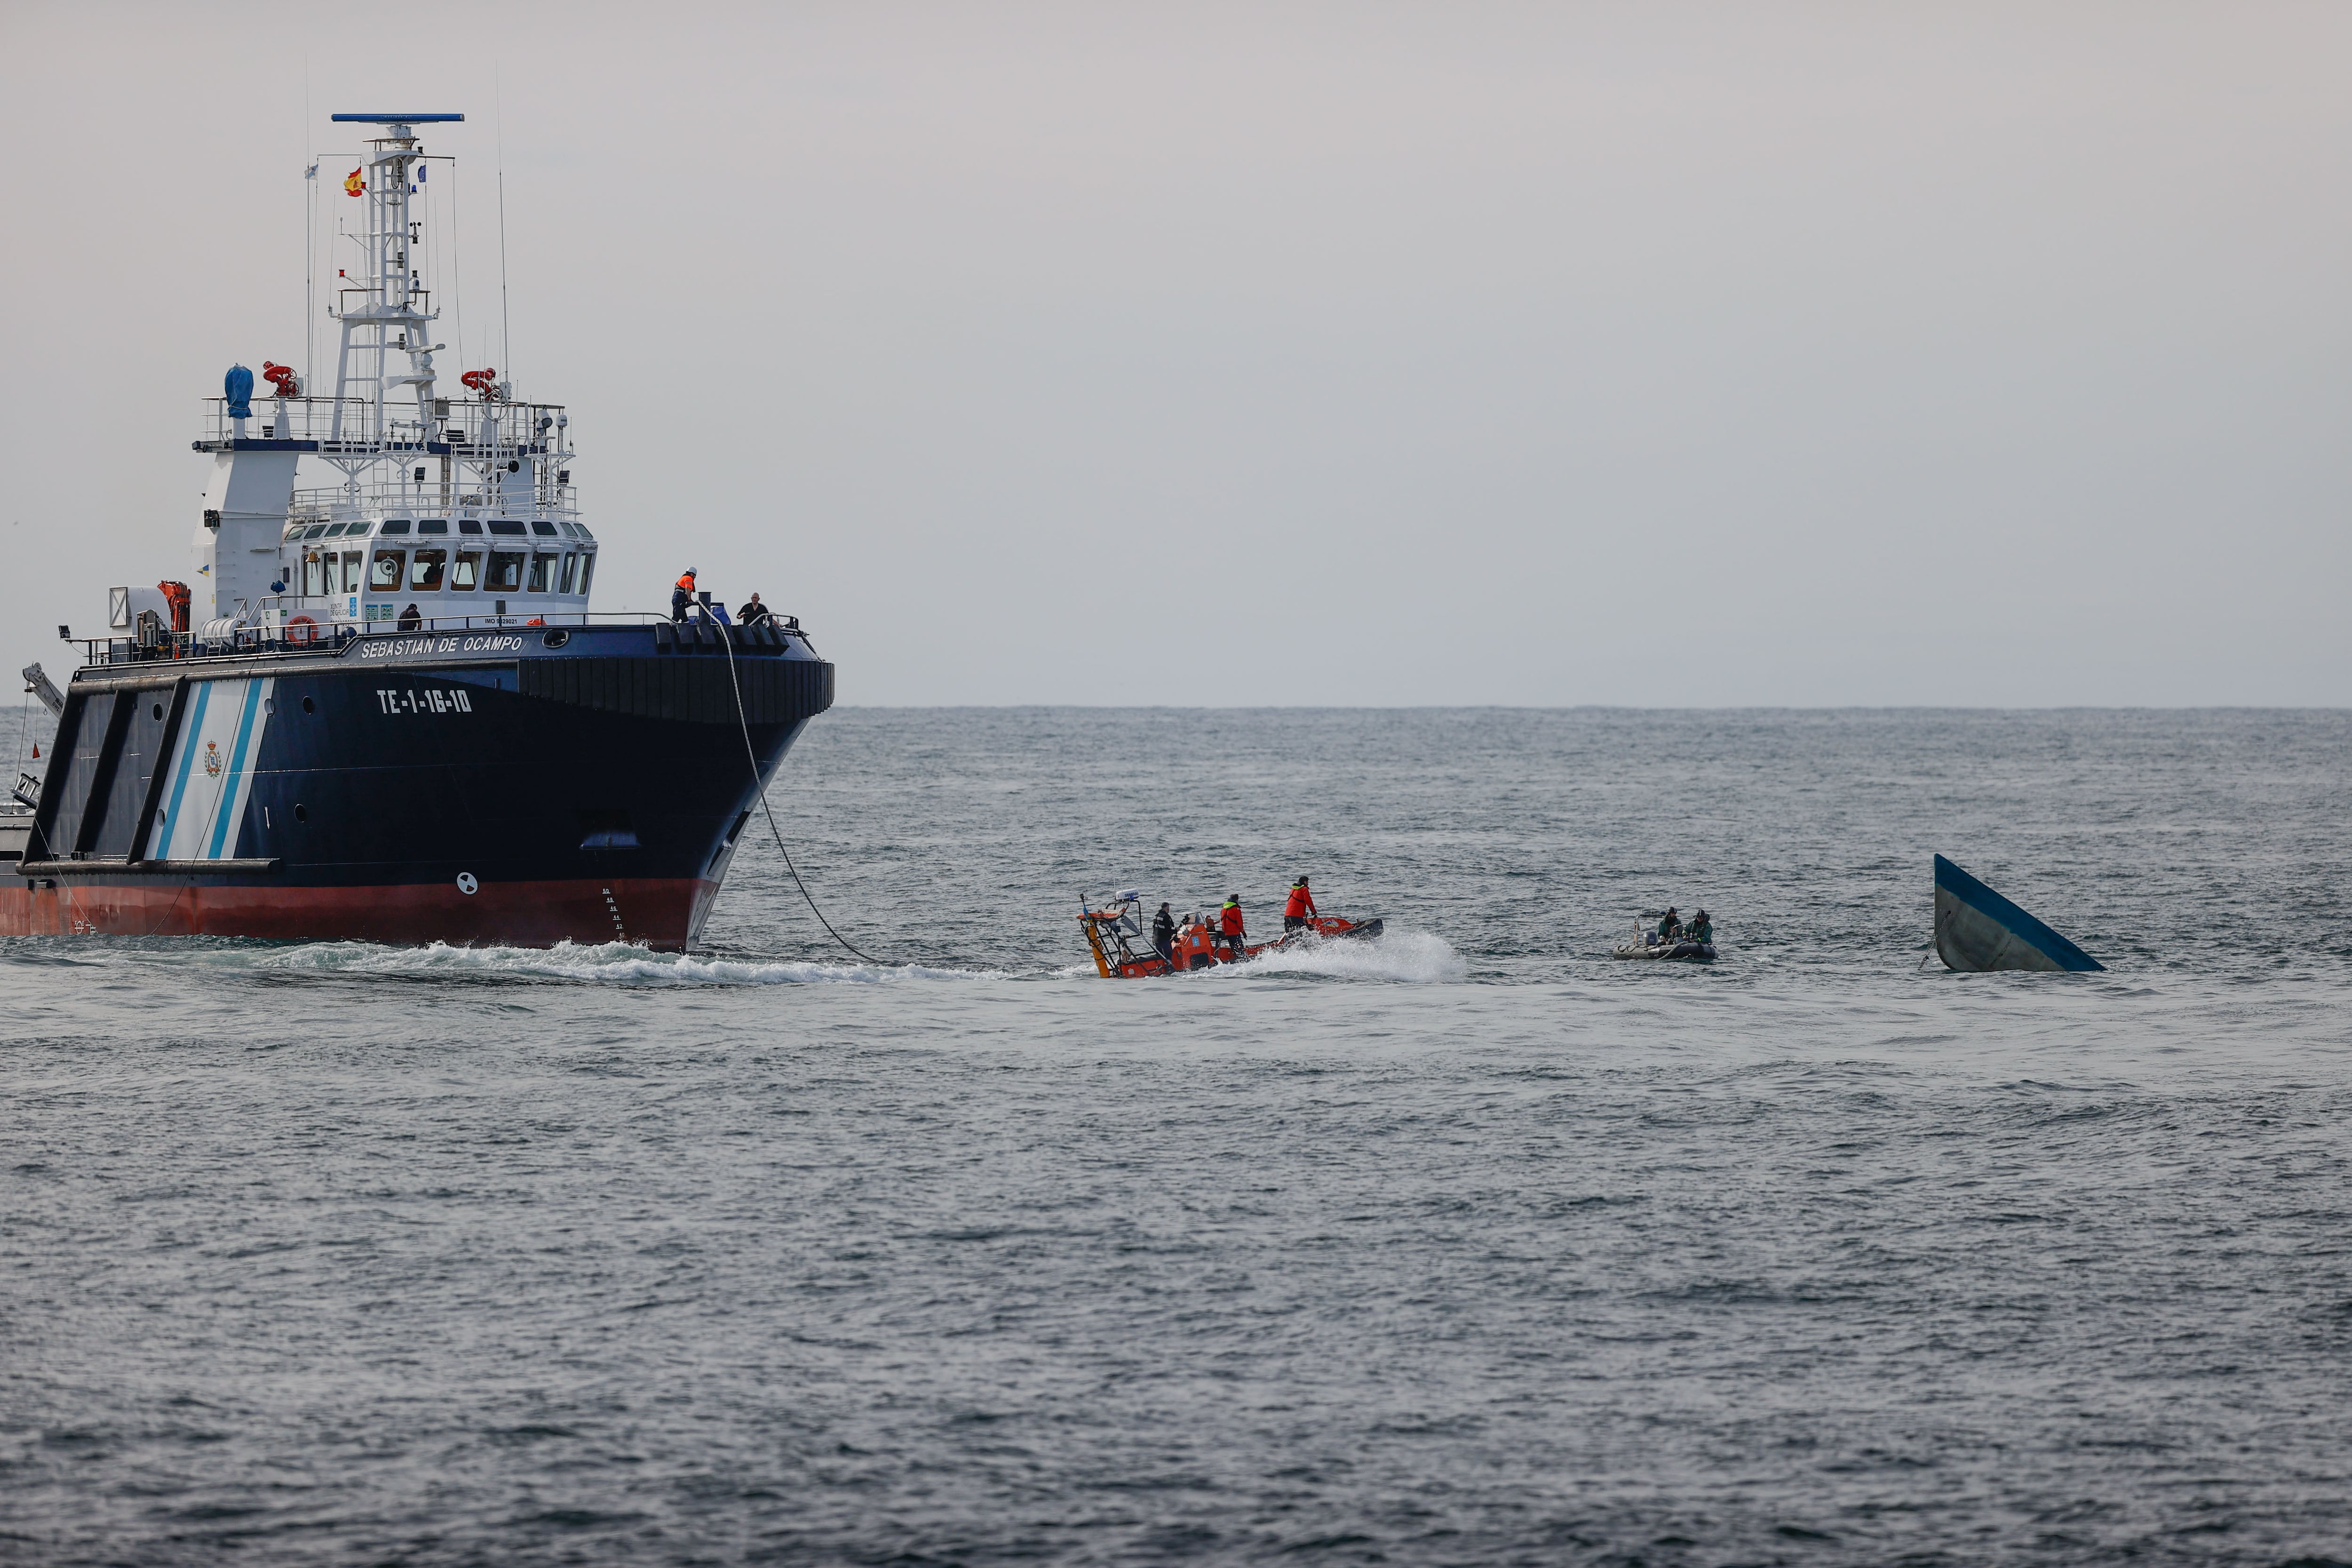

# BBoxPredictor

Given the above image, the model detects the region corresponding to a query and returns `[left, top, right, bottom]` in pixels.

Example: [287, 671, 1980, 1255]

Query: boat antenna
[496, 71, 511, 384]
[450, 159, 464, 375]
[303, 61, 314, 392]
[497, 168, 511, 384]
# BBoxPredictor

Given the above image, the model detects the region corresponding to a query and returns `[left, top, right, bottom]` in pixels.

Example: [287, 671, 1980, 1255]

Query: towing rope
[715, 618, 884, 966]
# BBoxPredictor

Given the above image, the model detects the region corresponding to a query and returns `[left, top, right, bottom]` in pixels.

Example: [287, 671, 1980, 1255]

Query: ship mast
[327, 113, 461, 446]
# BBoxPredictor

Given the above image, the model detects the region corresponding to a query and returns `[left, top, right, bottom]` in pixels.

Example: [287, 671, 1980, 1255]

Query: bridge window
[370, 549, 405, 591]
[341, 551, 364, 593]
[487, 550, 525, 592]
[381, 519, 413, 536]
[577, 555, 595, 597]
[410, 548, 447, 592]
[488, 519, 526, 536]
[417, 518, 449, 535]
[558, 552, 579, 594]
[450, 551, 481, 592]
[458, 518, 485, 535]
[303, 553, 326, 597]
[531, 519, 558, 537]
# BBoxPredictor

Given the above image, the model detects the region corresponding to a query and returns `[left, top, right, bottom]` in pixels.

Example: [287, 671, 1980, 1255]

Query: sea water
[3, 707, 2349, 1565]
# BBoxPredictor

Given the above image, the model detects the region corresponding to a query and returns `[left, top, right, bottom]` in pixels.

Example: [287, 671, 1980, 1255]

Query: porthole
[151, 702, 163, 721]
[293, 804, 308, 823]
[541, 629, 570, 648]
[302, 696, 316, 714]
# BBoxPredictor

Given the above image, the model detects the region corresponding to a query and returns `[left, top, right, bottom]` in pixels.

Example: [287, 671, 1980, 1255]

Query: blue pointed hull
[1932, 854, 2102, 972]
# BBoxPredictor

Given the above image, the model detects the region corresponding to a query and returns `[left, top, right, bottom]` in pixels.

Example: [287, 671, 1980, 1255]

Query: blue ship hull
[6, 621, 832, 949]
[1932, 854, 2102, 972]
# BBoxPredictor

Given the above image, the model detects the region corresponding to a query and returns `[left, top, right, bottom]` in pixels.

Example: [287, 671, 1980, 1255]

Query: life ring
[286, 614, 321, 646]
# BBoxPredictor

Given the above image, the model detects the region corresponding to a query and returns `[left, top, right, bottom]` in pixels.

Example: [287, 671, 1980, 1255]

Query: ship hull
[4, 623, 832, 951]
[0, 873, 713, 947]
[1931, 854, 2102, 973]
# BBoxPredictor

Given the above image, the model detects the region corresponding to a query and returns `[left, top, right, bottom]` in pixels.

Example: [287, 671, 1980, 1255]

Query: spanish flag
[344, 167, 365, 198]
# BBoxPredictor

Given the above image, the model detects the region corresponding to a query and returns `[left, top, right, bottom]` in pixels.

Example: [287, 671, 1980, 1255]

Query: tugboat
[1, 114, 833, 949]
[1078, 891, 1383, 978]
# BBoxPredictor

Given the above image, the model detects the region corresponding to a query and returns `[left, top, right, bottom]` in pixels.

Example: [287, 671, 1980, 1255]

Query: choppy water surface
[4, 708, 2350, 1566]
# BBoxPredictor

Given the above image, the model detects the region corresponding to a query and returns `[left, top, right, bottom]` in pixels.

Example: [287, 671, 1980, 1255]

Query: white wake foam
[257, 939, 991, 986]
[1223, 927, 1468, 983]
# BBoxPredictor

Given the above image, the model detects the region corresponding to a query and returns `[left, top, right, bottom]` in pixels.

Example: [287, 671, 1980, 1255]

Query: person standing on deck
[671, 568, 698, 623]
[1219, 895, 1246, 957]
[738, 593, 773, 627]
[1284, 876, 1317, 933]
[1152, 902, 1176, 963]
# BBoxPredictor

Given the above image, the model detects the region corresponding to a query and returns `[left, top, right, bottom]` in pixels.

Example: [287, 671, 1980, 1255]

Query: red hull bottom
[0, 876, 717, 951]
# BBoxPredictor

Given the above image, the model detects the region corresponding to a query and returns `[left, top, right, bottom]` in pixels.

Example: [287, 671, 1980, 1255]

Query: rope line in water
[716, 619, 884, 966]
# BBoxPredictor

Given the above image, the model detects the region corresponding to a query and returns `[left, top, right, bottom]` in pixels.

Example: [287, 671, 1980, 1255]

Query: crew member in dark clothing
[1219, 895, 1246, 956]
[738, 593, 773, 627]
[671, 568, 698, 622]
[397, 602, 423, 631]
[1657, 907, 1682, 943]
[1152, 902, 1176, 963]
[1284, 876, 1317, 932]
[1687, 909, 1712, 947]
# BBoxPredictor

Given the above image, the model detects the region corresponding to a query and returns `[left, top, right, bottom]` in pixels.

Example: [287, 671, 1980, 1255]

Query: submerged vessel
[3, 113, 833, 949]
[1932, 854, 2102, 972]
[1078, 892, 1383, 977]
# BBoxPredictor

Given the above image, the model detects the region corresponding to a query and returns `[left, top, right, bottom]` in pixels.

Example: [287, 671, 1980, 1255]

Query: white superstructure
[160, 112, 596, 643]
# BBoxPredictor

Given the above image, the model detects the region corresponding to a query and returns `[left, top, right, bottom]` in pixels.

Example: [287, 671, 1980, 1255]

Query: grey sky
[3, 1, 2346, 705]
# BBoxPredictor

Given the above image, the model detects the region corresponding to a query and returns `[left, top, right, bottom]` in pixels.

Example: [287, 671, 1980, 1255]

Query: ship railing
[286, 483, 580, 523]
[64, 609, 798, 671]
[198, 395, 569, 456]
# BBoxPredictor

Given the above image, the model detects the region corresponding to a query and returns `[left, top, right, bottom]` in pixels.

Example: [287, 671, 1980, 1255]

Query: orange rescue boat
[1078, 891, 1383, 978]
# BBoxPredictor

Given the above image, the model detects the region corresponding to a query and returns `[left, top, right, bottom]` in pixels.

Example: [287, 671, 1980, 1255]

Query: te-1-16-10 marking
[375, 688, 475, 715]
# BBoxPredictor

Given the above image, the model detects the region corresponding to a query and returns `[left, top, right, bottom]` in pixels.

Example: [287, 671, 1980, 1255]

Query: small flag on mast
[344, 168, 365, 198]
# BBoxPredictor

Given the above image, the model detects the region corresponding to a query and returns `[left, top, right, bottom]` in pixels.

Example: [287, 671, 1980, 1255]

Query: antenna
[303, 62, 312, 393]
[451, 159, 464, 376]
[495, 72, 511, 384]
[498, 169, 512, 385]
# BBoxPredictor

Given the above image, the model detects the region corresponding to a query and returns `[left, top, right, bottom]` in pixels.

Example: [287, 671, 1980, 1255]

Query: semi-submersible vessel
[1, 113, 834, 948]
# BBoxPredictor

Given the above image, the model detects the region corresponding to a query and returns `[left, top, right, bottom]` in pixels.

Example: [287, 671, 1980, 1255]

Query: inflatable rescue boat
[1079, 892, 1383, 978]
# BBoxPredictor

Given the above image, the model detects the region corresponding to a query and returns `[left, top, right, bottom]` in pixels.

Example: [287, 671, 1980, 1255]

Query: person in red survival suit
[1218, 895, 1246, 957]
[1283, 876, 1317, 932]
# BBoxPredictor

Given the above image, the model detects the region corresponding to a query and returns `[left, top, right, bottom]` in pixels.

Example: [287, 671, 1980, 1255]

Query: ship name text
[358, 635, 526, 660]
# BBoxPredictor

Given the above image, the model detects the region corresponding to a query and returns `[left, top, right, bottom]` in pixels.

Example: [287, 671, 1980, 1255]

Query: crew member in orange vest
[671, 567, 698, 623]
[1283, 876, 1317, 932]
[1218, 894, 1246, 956]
